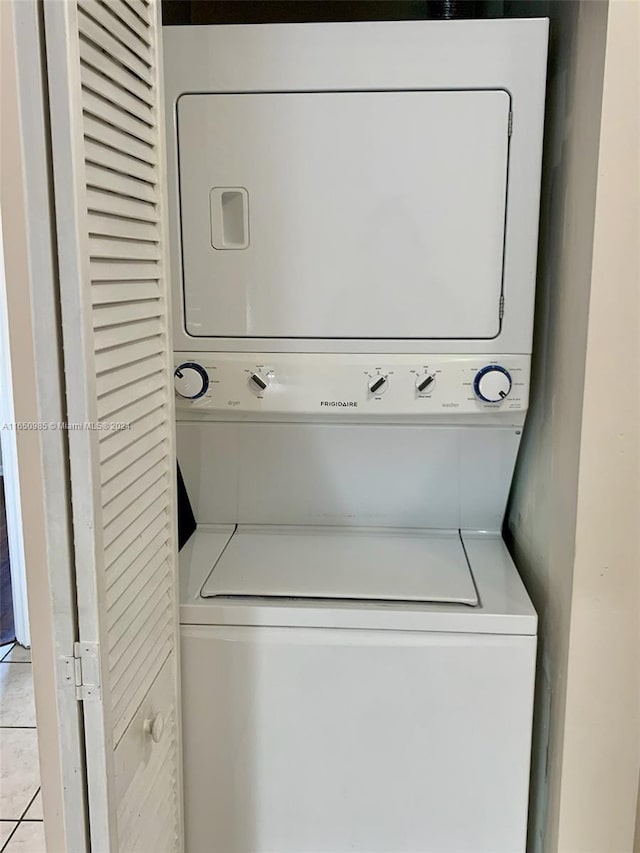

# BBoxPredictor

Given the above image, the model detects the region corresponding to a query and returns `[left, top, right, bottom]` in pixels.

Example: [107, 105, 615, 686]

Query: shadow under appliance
[165, 19, 548, 853]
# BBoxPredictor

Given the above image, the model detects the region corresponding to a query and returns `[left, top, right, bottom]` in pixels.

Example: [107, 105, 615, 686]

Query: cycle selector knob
[416, 373, 436, 394]
[368, 375, 388, 395]
[174, 362, 209, 400]
[474, 365, 512, 403]
[249, 371, 270, 394]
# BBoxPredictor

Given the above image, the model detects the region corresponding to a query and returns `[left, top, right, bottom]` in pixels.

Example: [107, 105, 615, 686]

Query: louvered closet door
[43, 1, 182, 850]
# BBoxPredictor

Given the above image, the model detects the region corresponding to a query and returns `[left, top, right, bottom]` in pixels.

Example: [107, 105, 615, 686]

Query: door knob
[143, 711, 165, 744]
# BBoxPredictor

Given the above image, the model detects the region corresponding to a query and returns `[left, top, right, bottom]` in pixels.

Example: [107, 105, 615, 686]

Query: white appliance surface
[168, 19, 547, 853]
[173, 352, 531, 421]
[180, 528, 536, 636]
[178, 90, 510, 340]
[180, 532, 536, 853]
[175, 420, 522, 532]
[164, 19, 548, 355]
[200, 525, 478, 605]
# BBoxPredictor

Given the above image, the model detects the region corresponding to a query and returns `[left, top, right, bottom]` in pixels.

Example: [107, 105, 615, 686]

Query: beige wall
[507, 0, 639, 850]
[557, 0, 640, 848]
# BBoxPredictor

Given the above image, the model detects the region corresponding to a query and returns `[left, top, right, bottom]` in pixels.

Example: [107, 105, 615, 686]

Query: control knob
[474, 365, 512, 403]
[174, 362, 209, 400]
[416, 373, 435, 394]
[368, 375, 388, 395]
[248, 371, 270, 394]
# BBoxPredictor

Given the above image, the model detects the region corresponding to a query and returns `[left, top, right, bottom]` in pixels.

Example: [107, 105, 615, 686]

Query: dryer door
[177, 89, 510, 341]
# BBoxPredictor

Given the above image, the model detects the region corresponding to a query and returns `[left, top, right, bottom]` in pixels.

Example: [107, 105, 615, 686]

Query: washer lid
[200, 526, 478, 606]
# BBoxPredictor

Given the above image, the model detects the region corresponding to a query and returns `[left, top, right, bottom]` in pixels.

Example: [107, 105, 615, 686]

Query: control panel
[174, 354, 530, 420]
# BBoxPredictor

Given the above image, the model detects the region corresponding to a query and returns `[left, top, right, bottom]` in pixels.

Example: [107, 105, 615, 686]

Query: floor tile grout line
[0, 820, 19, 853]
[0, 726, 37, 730]
[0, 783, 40, 832]
[0, 785, 36, 853]
[18, 788, 41, 822]
[0, 643, 14, 663]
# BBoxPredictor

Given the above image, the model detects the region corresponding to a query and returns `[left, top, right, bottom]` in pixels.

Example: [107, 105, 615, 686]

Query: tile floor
[0, 641, 44, 852]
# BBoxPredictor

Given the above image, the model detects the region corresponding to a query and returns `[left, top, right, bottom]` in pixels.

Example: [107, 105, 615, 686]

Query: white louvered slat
[104, 490, 167, 569]
[112, 639, 172, 743]
[79, 36, 154, 106]
[109, 595, 171, 696]
[82, 89, 155, 145]
[94, 317, 163, 351]
[109, 593, 171, 688]
[77, 9, 153, 85]
[121, 0, 151, 24]
[105, 524, 168, 602]
[104, 509, 169, 590]
[85, 167, 156, 206]
[142, 793, 178, 853]
[123, 757, 177, 853]
[87, 187, 157, 224]
[93, 298, 161, 327]
[85, 139, 157, 184]
[121, 762, 177, 853]
[91, 259, 160, 281]
[99, 407, 166, 462]
[102, 0, 151, 47]
[96, 349, 164, 395]
[89, 212, 159, 243]
[107, 543, 168, 622]
[100, 394, 164, 443]
[114, 659, 178, 852]
[92, 280, 161, 305]
[100, 427, 166, 486]
[98, 373, 164, 421]
[117, 713, 177, 853]
[44, 0, 181, 847]
[101, 440, 166, 513]
[103, 472, 167, 547]
[81, 64, 154, 127]
[106, 540, 169, 616]
[89, 237, 160, 261]
[78, 0, 151, 67]
[94, 336, 163, 374]
[88, 218, 158, 248]
[121, 760, 175, 853]
[84, 115, 156, 167]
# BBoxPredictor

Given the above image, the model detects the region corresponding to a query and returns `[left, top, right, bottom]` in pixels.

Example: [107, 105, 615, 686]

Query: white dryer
[164, 18, 548, 853]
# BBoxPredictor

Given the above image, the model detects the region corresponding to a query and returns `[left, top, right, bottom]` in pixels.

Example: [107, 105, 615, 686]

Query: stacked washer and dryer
[164, 19, 548, 853]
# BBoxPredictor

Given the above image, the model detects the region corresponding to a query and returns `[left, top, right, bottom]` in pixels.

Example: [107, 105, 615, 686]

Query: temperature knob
[249, 371, 270, 394]
[416, 373, 435, 394]
[174, 362, 209, 400]
[368, 375, 388, 395]
[474, 365, 512, 403]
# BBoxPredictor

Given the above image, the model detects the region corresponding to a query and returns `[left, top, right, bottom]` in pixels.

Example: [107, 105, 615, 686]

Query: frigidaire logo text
[320, 401, 358, 408]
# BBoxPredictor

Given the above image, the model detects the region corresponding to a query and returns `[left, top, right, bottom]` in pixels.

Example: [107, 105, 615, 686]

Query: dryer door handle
[210, 187, 249, 250]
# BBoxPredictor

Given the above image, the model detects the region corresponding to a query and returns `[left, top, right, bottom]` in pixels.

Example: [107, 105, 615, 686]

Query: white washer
[180, 526, 536, 853]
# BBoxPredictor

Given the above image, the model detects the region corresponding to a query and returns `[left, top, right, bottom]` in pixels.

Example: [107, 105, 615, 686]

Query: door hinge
[499, 294, 505, 319]
[61, 642, 101, 701]
[508, 111, 513, 137]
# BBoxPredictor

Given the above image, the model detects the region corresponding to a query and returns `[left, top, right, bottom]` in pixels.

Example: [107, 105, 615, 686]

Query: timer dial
[416, 373, 435, 394]
[474, 365, 512, 403]
[249, 371, 270, 394]
[368, 375, 388, 395]
[174, 363, 209, 399]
